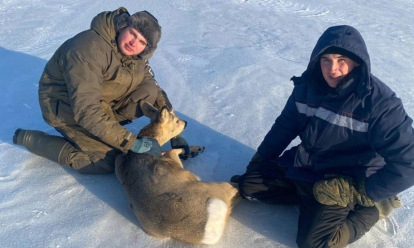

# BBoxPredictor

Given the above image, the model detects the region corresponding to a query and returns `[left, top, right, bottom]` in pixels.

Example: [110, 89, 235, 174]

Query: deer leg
[162, 148, 185, 168]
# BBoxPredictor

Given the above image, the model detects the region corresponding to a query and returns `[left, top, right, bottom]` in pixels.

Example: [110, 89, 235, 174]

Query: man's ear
[140, 101, 159, 122]
[159, 106, 170, 124]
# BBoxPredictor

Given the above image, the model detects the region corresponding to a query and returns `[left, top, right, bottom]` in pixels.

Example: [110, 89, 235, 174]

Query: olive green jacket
[38, 7, 168, 152]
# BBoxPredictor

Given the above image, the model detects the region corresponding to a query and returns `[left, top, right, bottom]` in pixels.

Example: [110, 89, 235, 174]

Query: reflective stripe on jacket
[257, 25, 414, 201]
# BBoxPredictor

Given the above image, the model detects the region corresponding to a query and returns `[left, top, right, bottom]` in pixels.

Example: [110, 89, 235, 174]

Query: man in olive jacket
[232, 25, 412, 247]
[13, 7, 203, 174]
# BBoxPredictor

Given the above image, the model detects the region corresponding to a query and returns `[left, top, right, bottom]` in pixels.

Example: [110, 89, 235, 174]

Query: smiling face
[320, 54, 359, 88]
[117, 27, 148, 56]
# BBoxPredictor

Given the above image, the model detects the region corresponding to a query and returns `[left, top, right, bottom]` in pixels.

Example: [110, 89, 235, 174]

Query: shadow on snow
[3, 47, 298, 247]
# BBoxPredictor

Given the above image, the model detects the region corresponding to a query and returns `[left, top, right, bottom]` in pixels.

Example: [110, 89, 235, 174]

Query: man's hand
[230, 152, 264, 184]
[313, 176, 375, 207]
[130, 138, 162, 157]
[246, 153, 264, 172]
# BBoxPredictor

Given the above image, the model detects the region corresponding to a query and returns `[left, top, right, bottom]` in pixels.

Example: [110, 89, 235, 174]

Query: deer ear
[159, 106, 170, 123]
[140, 101, 159, 122]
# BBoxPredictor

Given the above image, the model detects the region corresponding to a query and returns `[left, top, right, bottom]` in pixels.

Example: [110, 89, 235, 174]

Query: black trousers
[238, 160, 379, 248]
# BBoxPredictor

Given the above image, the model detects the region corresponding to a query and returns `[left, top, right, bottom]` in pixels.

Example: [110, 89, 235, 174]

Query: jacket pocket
[294, 145, 312, 168]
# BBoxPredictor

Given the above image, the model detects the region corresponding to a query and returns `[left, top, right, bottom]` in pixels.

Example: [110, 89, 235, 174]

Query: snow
[1, 0, 414, 247]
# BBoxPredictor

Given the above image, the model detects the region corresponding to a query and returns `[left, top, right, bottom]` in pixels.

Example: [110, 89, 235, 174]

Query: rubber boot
[13, 128, 73, 165]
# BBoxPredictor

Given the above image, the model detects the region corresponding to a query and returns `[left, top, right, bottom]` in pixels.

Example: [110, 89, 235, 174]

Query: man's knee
[346, 205, 379, 242]
[296, 237, 331, 248]
[61, 144, 117, 174]
[296, 224, 350, 248]
[116, 82, 158, 119]
[238, 170, 268, 201]
[56, 125, 119, 174]
[132, 81, 158, 106]
[74, 160, 115, 174]
[238, 169, 298, 205]
[295, 204, 377, 248]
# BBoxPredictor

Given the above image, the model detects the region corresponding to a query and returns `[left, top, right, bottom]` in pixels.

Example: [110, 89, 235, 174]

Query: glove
[170, 134, 205, 160]
[313, 176, 375, 207]
[170, 134, 190, 153]
[246, 153, 264, 172]
[230, 152, 264, 184]
[130, 138, 162, 157]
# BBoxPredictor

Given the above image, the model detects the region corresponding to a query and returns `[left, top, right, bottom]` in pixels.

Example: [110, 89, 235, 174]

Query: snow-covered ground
[1, 0, 413, 247]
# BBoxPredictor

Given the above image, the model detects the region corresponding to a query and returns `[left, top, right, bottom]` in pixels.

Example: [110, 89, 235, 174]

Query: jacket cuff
[120, 131, 137, 152]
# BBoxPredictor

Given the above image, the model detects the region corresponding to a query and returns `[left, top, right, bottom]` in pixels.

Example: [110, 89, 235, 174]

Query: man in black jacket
[232, 25, 413, 247]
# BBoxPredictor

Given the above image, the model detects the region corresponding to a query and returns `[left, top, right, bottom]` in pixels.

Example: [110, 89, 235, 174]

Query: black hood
[301, 25, 371, 99]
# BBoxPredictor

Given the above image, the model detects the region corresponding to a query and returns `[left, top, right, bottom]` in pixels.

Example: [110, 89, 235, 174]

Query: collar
[131, 137, 162, 157]
[314, 66, 361, 99]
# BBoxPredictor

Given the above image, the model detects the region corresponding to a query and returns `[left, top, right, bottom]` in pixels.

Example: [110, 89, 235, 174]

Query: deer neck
[138, 124, 173, 146]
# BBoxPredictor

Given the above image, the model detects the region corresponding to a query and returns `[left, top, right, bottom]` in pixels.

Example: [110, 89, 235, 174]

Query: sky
[1, 0, 414, 247]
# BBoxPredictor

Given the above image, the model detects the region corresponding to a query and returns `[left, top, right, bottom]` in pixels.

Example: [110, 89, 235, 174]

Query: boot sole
[13, 128, 22, 144]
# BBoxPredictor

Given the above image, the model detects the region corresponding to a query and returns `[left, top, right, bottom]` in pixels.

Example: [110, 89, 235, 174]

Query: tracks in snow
[241, 0, 330, 18]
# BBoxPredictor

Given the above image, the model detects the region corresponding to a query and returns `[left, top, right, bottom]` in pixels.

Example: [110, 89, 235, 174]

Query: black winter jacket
[257, 25, 414, 201]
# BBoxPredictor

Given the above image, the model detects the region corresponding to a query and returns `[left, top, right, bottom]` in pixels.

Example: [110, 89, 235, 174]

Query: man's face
[320, 54, 359, 88]
[117, 27, 148, 56]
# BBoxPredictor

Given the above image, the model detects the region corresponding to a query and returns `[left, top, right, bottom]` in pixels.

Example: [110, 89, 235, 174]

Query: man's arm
[366, 96, 414, 201]
[62, 47, 136, 152]
[143, 61, 172, 110]
[257, 93, 301, 160]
